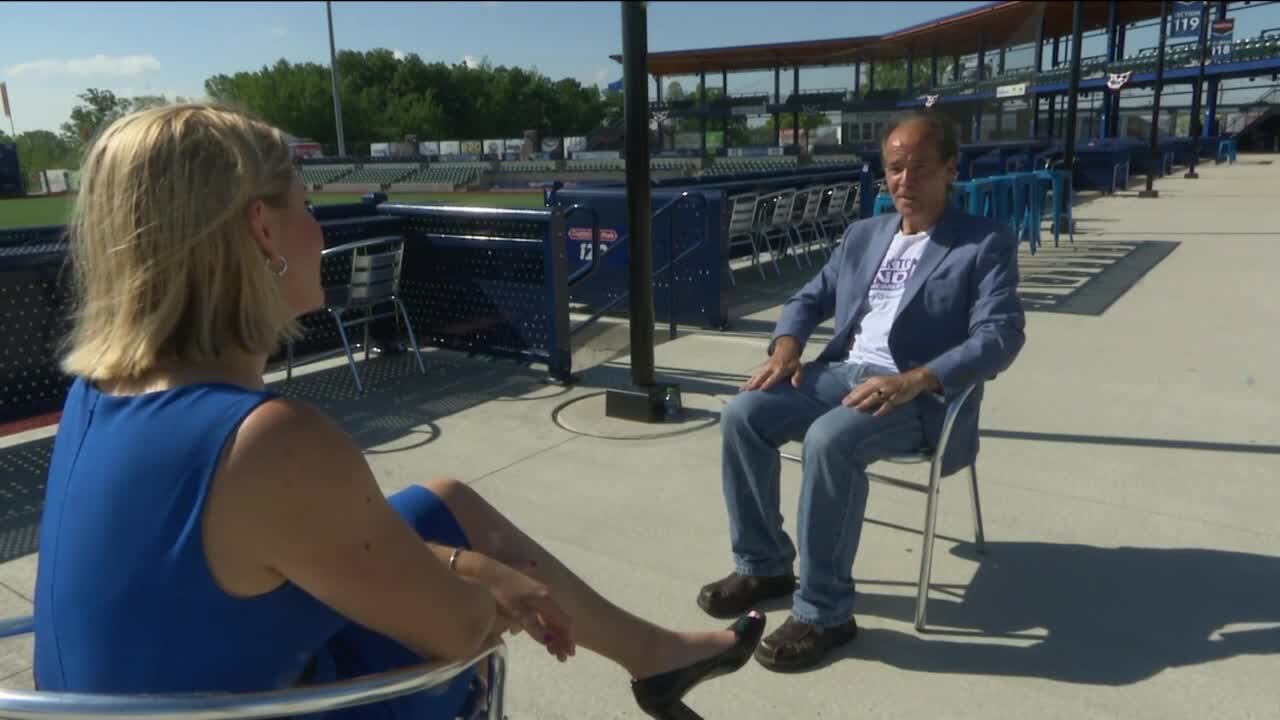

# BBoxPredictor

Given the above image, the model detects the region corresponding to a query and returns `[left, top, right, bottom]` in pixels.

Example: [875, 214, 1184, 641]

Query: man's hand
[842, 367, 941, 417]
[742, 336, 804, 392]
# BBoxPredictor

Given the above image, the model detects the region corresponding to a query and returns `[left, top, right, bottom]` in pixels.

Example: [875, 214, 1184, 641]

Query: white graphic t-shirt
[847, 229, 931, 371]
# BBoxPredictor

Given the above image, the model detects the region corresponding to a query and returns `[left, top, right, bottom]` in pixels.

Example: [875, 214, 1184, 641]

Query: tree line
[2, 50, 945, 178]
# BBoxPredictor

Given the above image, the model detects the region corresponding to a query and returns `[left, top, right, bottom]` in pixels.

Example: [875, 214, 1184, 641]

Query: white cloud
[593, 67, 608, 89]
[392, 49, 407, 61]
[5, 54, 162, 79]
[482, 1, 503, 6]
[463, 55, 482, 69]
[270, 27, 289, 38]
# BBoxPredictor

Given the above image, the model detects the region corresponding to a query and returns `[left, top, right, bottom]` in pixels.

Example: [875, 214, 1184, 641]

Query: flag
[1, 82, 10, 119]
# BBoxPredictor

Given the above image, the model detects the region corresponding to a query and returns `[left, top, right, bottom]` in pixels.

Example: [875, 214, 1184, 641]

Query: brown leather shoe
[696, 572, 796, 619]
[754, 616, 858, 673]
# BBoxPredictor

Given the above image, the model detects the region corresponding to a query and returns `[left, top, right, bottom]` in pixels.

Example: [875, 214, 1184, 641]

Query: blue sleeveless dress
[33, 377, 476, 719]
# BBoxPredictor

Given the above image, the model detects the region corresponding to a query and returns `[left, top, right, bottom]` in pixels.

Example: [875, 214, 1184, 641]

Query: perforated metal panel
[553, 189, 728, 330]
[0, 228, 73, 425]
[1, 205, 574, 424]
[274, 204, 573, 381]
[395, 213, 562, 370]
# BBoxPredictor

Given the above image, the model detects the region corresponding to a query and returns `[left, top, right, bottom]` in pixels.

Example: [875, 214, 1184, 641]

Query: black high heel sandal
[630, 611, 767, 720]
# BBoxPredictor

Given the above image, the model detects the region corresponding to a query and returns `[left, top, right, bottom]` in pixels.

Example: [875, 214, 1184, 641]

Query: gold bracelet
[449, 548, 464, 572]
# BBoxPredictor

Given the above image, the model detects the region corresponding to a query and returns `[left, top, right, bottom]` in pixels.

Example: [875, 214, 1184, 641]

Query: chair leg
[329, 309, 364, 394]
[394, 297, 427, 376]
[748, 235, 767, 280]
[486, 648, 507, 720]
[914, 456, 945, 632]
[762, 232, 783, 277]
[363, 307, 372, 362]
[787, 228, 805, 271]
[969, 463, 986, 553]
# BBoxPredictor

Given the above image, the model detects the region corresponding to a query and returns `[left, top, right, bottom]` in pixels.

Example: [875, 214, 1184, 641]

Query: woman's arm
[211, 398, 500, 663]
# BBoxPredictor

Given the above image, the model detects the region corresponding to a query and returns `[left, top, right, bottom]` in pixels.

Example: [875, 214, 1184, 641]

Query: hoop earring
[266, 255, 288, 277]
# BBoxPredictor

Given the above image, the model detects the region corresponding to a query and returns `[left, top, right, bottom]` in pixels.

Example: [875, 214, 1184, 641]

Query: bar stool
[1034, 168, 1074, 248]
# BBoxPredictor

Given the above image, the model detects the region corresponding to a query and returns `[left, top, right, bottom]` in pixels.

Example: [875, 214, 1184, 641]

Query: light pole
[326, 1, 347, 157]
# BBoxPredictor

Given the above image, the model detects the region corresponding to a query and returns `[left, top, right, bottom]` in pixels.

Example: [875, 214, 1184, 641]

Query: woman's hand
[482, 560, 576, 662]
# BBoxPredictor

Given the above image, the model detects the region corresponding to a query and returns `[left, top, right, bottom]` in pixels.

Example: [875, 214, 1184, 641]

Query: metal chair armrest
[321, 235, 404, 258]
[0, 615, 505, 720]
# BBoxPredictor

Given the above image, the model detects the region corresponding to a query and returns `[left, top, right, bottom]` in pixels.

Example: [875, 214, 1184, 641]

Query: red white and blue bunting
[1106, 71, 1133, 91]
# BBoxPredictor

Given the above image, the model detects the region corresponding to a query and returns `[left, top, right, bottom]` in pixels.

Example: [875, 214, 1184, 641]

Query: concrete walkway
[1, 156, 1277, 719]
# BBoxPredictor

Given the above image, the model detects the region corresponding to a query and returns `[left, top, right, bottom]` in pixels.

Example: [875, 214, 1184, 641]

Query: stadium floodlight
[326, 1, 347, 157]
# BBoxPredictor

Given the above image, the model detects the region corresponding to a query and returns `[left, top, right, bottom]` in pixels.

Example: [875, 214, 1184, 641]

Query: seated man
[697, 111, 1027, 672]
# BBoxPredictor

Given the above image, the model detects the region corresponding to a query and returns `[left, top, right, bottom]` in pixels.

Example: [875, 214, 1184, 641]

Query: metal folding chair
[756, 189, 801, 274]
[286, 235, 427, 394]
[725, 192, 765, 286]
[791, 186, 829, 262]
[780, 384, 986, 631]
[0, 615, 507, 720]
[816, 183, 853, 256]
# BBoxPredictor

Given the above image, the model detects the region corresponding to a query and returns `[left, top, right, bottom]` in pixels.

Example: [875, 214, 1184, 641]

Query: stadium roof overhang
[610, 1, 1168, 76]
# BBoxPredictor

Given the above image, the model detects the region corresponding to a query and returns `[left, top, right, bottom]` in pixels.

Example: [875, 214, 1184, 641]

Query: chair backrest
[842, 183, 862, 216]
[323, 235, 406, 305]
[766, 190, 796, 226]
[799, 186, 826, 222]
[823, 184, 851, 219]
[0, 614, 506, 720]
[726, 193, 759, 236]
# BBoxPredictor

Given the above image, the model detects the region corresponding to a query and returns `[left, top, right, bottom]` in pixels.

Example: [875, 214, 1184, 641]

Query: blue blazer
[770, 204, 1027, 476]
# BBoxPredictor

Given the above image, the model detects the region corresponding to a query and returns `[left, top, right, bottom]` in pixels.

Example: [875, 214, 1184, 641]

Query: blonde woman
[33, 104, 764, 720]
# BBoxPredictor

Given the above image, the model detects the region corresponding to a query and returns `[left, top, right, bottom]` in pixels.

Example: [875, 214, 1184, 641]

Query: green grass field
[0, 191, 545, 230]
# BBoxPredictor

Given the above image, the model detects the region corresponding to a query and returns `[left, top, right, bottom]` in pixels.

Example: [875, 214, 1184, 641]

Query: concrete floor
[1, 155, 1277, 719]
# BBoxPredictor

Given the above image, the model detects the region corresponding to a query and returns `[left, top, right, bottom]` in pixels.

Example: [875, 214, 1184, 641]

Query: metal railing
[568, 191, 710, 341]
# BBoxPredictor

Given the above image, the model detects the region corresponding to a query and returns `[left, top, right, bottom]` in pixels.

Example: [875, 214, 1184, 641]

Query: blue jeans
[719, 360, 926, 627]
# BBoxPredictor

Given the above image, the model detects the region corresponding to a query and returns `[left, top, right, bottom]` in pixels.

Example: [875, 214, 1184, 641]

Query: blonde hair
[61, 102, 301, 381]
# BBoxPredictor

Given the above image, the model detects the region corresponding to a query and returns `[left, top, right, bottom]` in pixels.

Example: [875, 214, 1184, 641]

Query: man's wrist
[771, 335, 801, 358]
[906, 366, 942, 394]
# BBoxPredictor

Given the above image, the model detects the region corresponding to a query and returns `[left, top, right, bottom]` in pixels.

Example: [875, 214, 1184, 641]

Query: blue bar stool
[949, 181, 975, 212]
[1216, 138, 1237, 165]
[989, 175, 1015, 228]
[1033, 168, 1074, 248]
[969, 177, 997, 218]
[1004, 173, 1039, 254]
[873, 192, 896, 216]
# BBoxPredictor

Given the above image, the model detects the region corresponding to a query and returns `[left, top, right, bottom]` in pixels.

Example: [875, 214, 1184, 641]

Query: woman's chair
[0, 615, 507, 720]
[286, 236, 427, 394]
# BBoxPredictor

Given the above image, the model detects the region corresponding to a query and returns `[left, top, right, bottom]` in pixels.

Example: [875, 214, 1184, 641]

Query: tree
[60, 88, 132, 147]
[204, 49, 609, 153]
[6, 130, 79, 178]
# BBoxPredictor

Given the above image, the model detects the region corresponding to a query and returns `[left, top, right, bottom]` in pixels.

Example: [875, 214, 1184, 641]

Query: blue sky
[0, 0, 988, 133]
[3, 1, 1279, 135]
